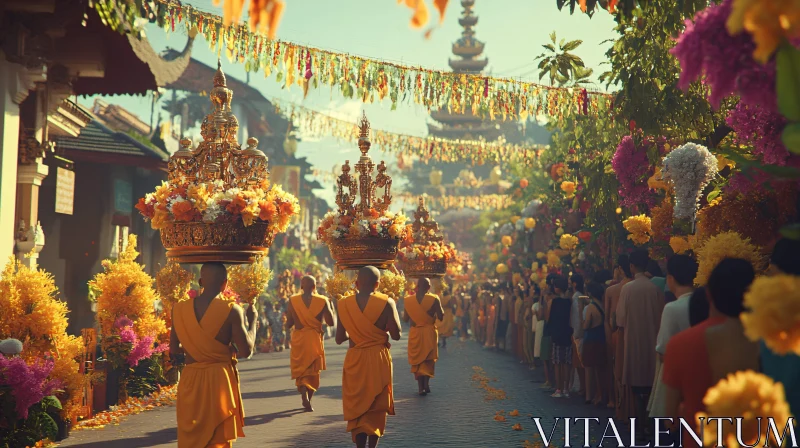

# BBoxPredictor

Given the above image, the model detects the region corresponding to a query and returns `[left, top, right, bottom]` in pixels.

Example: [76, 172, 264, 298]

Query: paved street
[60, 330, 612, 447]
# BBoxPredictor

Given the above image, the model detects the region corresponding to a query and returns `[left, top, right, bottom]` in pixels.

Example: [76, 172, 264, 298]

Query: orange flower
[226, 195, 247, 215]
[512, 423, 523, 431]
[367, 208, 380, 219]
[728, 0, 800, 63]
[259, 200, 277, 222]
[279, 201, 296, 216]
[171, 200, 197, 222]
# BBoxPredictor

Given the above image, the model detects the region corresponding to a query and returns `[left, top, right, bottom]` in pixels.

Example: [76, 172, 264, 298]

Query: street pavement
[59, 330, 613, 447]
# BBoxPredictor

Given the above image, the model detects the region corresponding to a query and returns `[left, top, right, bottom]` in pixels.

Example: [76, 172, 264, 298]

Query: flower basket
[160, 221, 276, 264]
[328, 237, 400, 270]
[400, 258, 447, 278]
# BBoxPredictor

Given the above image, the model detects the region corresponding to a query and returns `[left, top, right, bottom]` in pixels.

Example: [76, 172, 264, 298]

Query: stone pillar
[15, 161, 49, 268]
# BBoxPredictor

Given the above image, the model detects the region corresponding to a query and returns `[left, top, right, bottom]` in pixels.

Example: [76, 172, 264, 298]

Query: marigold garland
[697, 371, 792, 447]
[622, 214, 652, 246]
[0, 258, 83, 420]
[740, 275, 800, 356]
[693, 231, 762, 285]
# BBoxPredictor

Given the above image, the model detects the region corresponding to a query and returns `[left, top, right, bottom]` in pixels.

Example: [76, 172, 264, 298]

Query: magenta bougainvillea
[726, 103, 790, 166]
[671, 0, 776, 110]
[612, 136, 657, 208]
[0, 355, 62, 419]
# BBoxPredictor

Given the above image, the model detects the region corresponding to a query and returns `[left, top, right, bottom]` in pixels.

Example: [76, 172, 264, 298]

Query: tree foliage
[535, 32, 594, 87]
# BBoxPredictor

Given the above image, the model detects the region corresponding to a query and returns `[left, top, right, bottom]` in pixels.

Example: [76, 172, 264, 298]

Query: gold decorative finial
[213, 60, 227, 88]
[412, 195, 442, 243]
[358, 111, 370, 139]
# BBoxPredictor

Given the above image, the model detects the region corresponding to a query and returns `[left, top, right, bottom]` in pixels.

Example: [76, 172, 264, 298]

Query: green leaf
[41, 396, 62, 410]
[561, 40, 583, 52]
[542, 44, 556, 53]
[706, 189, 720, 203]
[776, 44, 800, 121]
[276, 72, 283, 82]
[36, 412, 59, 442]
[780, 223, 800, 240]
[782, 122, 800, 154]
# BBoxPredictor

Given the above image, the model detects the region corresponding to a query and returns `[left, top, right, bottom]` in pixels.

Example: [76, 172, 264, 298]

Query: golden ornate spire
[334, 111, 392, 216]
[412, 196, 443, 243]
[168, 62, 269, 189]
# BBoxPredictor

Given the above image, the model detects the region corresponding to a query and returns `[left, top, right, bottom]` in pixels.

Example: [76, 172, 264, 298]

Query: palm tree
[534, 32, 594, 87]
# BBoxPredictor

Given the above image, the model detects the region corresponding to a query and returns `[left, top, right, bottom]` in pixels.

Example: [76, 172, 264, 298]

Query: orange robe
[173, 298, 245, 448]
[404, 293, 439, 379]
[436, 293, 455, 337]
[338, 293, 395, 442]
[290, 293, 328, 392]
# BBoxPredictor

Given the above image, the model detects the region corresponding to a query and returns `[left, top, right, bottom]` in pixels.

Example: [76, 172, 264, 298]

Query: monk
[402, 278, 444, 395]
[170, 263, 255, 448]
[286, 275, 335, 412]
[436, 286, 455, 347]
[336, 266, 402, 448]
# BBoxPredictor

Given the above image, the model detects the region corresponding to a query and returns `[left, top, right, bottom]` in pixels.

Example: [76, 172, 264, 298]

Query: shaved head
[416, 277, 431, 294]
[200, 263, 228, 293]
[356, 266, 380, 293]
[301, 275, 316, 294]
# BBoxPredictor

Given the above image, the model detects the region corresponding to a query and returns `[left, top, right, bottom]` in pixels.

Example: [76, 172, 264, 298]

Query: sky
[80, 0, 619, 205]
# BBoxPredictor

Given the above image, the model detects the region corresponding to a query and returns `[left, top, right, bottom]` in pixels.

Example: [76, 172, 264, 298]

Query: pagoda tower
[428, 0, 500, 141]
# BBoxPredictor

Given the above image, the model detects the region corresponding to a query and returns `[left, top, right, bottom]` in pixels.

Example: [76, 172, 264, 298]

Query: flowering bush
[623, 215, 652, 246]
[612, 136, 656, 207]
[726, 102, 791, 166]
[740, 275, 800, 356]
[136, 179, 299, 233]
[0, 355, 61, 420]
[693, 231, 762, 285]
[558, 234, 579, 251]
[697, 371, 791, 447]
[661, 143, 719, 220]
[317, 209, 409, 244]
[0, 258, 83, 420]
[110, 316, 168, 368]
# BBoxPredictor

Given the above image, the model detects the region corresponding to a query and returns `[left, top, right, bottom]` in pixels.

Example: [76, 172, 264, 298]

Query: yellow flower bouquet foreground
[136, 179, 299, 234]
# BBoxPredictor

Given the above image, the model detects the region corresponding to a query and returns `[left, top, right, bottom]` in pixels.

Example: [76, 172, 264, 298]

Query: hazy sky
[80, 0, 619, 205]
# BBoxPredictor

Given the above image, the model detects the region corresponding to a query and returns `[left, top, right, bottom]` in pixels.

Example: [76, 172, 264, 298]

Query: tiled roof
[53, 119, 169, 161]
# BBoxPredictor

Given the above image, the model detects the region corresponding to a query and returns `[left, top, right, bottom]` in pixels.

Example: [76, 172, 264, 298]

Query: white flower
[203, 201, 223, 223]
[662, 143, 718, 220]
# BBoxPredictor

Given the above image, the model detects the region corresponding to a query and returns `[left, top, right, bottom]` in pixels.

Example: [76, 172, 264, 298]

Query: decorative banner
[273, 99, 548, 165]
[93, 0, 612, 122]
[55, 167, 75, 215]
[398, 193, 513, 210]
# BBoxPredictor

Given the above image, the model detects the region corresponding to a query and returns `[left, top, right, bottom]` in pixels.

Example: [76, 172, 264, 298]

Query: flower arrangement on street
[693, 231, 762, 285]
[696, 370, 792, 447]
[136, 179, 299, 232]
[398, 241, 457, 263]
[0, 353, 64, 446]
[623, 214, 652, 245]
[0, 258, 83, 421]
[661, 143, 719, 220]
[227, 256, 273, 304]
[740, 274, 800, 356]
[317, 209, 409, 244]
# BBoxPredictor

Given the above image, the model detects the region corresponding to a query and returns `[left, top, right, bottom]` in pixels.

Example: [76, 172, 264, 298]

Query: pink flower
[187, 289, 199, 300]
[671, 0, 776, 109]
[119, 326, 137, 344]
[612, 136, 656, 207]
[726, 103, 790, 166]
[114, 315, 134, 329]
[0, 355, 61, 419]
[127, 336, 155, 367]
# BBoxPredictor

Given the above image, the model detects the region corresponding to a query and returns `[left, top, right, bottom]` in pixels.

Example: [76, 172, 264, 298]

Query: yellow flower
[377, 271, 406, 299]
[727, 0, 800, 63]
[228, 255, 273, 304]
[536, 252, 545, 259]
[388, 224, 402, 238]
[741, 275, 800, 356]
[496, 263, 509, 274]
[555, 227, 564, 236]
[188, 184, 210, 212]
[669, 236, 691, 254]
[647, 167, 669, 191]
[697, 371, 792, 447]
[155, 262, 193, 307]
[154, 182, 171, 203]
[694, 231, 762, 285]
[716, 154, 735, 171]
[560, 181, 576, 199]
[623, 214, 652, 246]
[547, 251, 562, 268]
[559, 234, 579, 251]
[325, 272, 355, 299]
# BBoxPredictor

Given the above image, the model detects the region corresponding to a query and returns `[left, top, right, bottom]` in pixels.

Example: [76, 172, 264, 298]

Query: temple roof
[53, 117, 168, 167]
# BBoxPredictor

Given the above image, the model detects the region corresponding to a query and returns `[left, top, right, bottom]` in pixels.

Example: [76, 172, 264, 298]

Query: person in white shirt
[648, 254, 698, 417]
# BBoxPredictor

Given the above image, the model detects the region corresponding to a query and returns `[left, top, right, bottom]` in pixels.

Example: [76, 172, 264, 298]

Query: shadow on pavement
[241, 388, 299, 400]
[244, 408, 305, 426]
[65, 427, 176, 447]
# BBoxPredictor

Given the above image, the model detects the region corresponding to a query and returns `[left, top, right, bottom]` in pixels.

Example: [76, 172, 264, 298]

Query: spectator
[606, 254, 634, 412]
[648, 254, 698, 418]
[616, 249, 664, 438]
[582, 281, 609, 406]
[688, 287, 709, 327]
[547, 275, 573, 398]
[569, 274, 587, 398]
[662, 258, 759, 448]
[760, 238, 800, 416]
